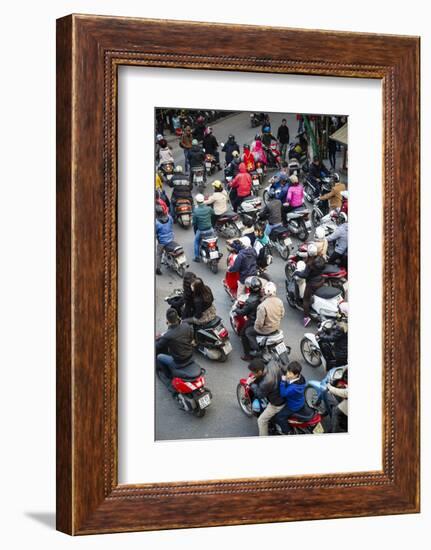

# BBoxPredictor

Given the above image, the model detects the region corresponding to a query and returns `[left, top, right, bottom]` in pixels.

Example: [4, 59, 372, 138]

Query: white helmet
[307, 243, 318, 257]
[315, 226, 326, 240]
[240, 236, 251, 248]
[156, 134, 163, 141]
[337, 212, 348, 224]
[174, 165, 183, 173]
[263, 281, 277, 297]
[339, 302, 349, 317]
[297, 260, 306, 271]
[290, 174, 299, 184]
[195, 193, 205, 204]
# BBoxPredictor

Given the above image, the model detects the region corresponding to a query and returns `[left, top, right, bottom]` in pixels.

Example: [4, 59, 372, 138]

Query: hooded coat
[229, 246, 257, 283]
[222, 138, 240, 164]
[251, 140, 267, 164]
[230, 163, 252, 197]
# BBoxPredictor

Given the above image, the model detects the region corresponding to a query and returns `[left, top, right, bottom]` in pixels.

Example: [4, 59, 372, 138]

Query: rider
[282, 174, 305, 222]
[245, 281, 285, 356]
[314, 225, 329, 258]
[328, 369, 348, 432]
[188, 139, 206, 183]
[309, 155, 330, 193]
[224, 150, 241, 179]
[259, 189, 283, 236]
[204, 180, 229, 220]
[155, 204, 175, 276]
[326, 212, 348, 266]
[251, 135, 268, 166]
[319, 174, 346, 211]
[253, 222, 272, 270]
[233, 276, 263, 361]
[277, 361, 307, 434]
[294, 243, 326, 327]
[261, 125, 277, 148]
[269, 162, 290, 197]
[168, 165, 193, 221]
[192, 193, 214, 262]
[222, 134, 240, 165]
[155, 308, 195, 382]
[157, 138, 174, 167]
[242, 143, 256, 172]
[229, 162, 252, 212]
[247, 358, 285, 436]
[202, 126, 221, 168]
[183, 277, 217, 327]
[228, 236, 258, 298]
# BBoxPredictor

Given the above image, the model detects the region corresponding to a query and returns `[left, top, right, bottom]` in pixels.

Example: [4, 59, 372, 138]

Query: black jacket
[156, 322, 194, 365]
[230, 247, 258, 284]
[222, 139, 240, 164]
[277, 124, 290, 144]
[251, 361, 284, 406]
[234, 292, 261, 322]
[203, 133, 219, 155]
[319, 325, 348, 357]
[295, 256, 326, 283]
[193, 123, 206, 142]
[259, 199, 283, 226]
[169, 173, 193, 199]
[309, 161, 330, 179]
[189, 145, 205, 168]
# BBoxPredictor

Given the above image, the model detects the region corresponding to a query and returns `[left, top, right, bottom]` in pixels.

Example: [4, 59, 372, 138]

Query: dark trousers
[331, 407, 347, 433]
[328, 251, 348, 268]
[329, 150, 336, 169]
[245, 325, 261, 352]
[303, 280, 324, 317]
[275, 404, 298, 434]
[240, 318, 255, 355]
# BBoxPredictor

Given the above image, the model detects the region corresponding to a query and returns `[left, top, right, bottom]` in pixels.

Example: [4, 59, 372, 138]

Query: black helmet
[247, 276, 262, 293]
[155, 204, 165, 218]
[228, 134, 235, 140]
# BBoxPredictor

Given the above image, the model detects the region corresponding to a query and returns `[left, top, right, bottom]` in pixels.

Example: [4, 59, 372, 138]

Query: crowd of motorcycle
[154, 111, 349, 436]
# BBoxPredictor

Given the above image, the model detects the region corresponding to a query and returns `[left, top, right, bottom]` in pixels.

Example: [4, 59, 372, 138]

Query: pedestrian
[179, 126, 193, 172]
[277, 118, 290, 161]
[328, 132, 337, 169]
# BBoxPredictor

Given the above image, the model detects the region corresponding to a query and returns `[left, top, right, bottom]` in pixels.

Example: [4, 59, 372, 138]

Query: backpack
[257, 243, 272, 268]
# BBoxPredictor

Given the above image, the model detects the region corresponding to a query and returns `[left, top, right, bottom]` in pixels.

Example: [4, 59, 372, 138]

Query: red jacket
[230, 163, 252, 197]
[243, 150, 255, 172]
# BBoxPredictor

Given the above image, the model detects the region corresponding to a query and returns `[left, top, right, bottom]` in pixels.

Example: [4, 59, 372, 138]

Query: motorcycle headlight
[332, 368, 344, 381]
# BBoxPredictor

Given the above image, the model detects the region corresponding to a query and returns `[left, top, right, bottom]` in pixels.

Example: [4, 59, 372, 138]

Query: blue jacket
[156, 215, 174, 245]
[229, 247, 257, 283]
[279, 375, 306, 412]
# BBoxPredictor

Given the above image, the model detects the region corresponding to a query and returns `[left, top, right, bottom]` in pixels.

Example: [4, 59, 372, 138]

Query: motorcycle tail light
[208, 241, 217, 249]
[218, 328, 228, 339]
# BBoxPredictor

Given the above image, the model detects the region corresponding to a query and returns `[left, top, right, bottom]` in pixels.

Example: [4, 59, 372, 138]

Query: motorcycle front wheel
[297, 220, 309, 241]
[263, 189, 270, 205]
[300, 337, 323, 367]
[311, 209, 322, 227]
[176, 264, 186, 278]
[236, 383, 253, 417]
[278, 242, 289, 261]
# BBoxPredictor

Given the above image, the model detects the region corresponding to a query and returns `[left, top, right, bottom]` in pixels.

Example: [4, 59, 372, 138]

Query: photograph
[154, 108, 349, 439]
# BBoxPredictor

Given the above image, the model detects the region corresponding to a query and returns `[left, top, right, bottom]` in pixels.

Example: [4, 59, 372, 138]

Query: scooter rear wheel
[193, 407, 206, 418]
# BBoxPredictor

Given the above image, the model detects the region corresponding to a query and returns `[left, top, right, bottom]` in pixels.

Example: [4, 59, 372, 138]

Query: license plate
[198, 393, 211, 409]
[305, 220, 312, 228]
[313, 422, 324, 434]
[209, 250, 219, 259]
[275, 342, 287, 354]
[236, 220, 244, 229]
[205, 162, 212, 169]
[177, 254, 186, 264]
[222, 341, 232, 354]
[284, 237, 292, 246]
[195, 176, 203, 183]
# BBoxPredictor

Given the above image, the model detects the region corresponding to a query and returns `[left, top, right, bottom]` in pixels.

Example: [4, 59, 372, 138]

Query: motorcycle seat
[290, 405, 317, 421]
[201, 316, 222, 329]
[217, 212, 237, 222]
[314, 286, 342, 299]
[270, 226, 289, 238]
[170, 362, 203, 380]
[286, 210, 307, 220]
[323, 264, 342, 274]
[176, 198, 192, 205]
[164, 241, 183, 255]
[256, 330, 282, 346]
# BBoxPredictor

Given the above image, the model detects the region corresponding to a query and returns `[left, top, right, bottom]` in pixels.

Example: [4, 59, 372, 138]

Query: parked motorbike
[304, 366, 348, 425]
[204, 153, 217, 176]
[165, 289, 233, 362]
[161, 241, 189, 278]
[156, 360, 212, 418]
[214, 212, 244, 239]
[199, 233, 222, 273]
[300, 314, 348, 370]
[174, 198, 193, 228]
[284, 260, 344, 319]
[191, 165, 206, 191]
[237, 373, 324, 435]
[159, 161, 174, 184]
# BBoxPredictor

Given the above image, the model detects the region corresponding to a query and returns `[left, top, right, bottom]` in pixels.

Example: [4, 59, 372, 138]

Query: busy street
[154, 109, 348, 440]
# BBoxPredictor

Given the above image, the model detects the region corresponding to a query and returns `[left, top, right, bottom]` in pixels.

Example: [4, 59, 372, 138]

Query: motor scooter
[304, 366, 348, 428]
[174, 198, 193, 229]
[300, 312, 348, 370]
[161, 241, 189, 278]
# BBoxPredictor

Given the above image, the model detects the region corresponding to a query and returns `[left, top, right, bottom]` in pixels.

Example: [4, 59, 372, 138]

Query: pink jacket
[287, 184, 304, 207]
[251, 140, 267, 164]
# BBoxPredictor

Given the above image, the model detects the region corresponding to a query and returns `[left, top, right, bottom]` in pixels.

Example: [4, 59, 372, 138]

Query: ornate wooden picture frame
[56, 14, 420, 535]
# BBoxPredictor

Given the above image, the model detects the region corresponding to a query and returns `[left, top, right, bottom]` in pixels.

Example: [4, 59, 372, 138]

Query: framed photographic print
[56, 14, 420, 535]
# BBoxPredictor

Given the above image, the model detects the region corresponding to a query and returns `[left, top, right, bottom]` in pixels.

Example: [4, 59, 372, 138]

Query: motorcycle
[174, 198, 193, 228]
[199, 233, 222, 274]
[265, 141, 282, 171]
[159, 161, 174, 184]
[165, 289, 233, 362]
[161, 241, 189, 278]
[237, 196, 262, 224]
[250, 112, 265, 128]
[304, 173, 338, 204]
[191, 165, 206, 191]
[250, 171, 261, 196]
[300, 315, 348, 370]
[229, 291, 290, 369]
[254, 161, 265, 184]
[237, 374, 324, 435]
[156, 360, 212, 418]
[304, 366, 348, 426]
[284, 207, 312, 241]
[214, 211, 244, 239]
[266, 224, 292, 260]
[284, 260, 344, 319]
[204, 153, 217, 176]
[287, 243, 348, 295]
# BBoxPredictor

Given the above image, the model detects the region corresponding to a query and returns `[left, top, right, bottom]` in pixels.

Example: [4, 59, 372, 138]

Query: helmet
[307, 243, 318, 257]
[228, 134, 235, 140]
[156, 134, 163, 141]
[339, 302, 349, 317]
[263, 281, 277, 297]
[297, 260, 306, 271]
[212, 180, 223, 191]
[155, 204, 165, 217]
[232, 150, 240, 158]
[254, 134, 260, 140]
[262, 126, 270, 133]
[247, 276, 263, 293]
[337, 212, 348, 224]
[289, 175, 299, 184]
[332, 172, 340, 183]
[243, 143, 250, 149]
[195, 193, 205, 204]
[192, 139, 198, 146]
[159, 139, 168, 148]
[240, 236, 251, 248]
[242, 214, 254, 227]
[174, 165, 183, 173]
[315, 226, 326, 240]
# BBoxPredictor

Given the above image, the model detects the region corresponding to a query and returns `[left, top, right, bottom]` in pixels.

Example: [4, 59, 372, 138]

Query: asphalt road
[155, 111, 343, 440]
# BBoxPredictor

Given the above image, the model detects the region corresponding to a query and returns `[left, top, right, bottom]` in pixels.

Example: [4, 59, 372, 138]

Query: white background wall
[0, 1, 427, 548]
